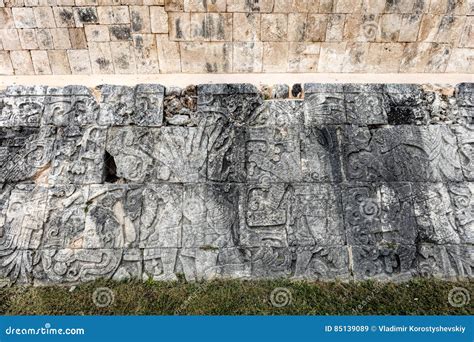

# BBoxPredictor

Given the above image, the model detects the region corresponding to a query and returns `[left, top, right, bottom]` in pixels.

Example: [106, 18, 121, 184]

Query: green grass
[0, 279, 472, 315]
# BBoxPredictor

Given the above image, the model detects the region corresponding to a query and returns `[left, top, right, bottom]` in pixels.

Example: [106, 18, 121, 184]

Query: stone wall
[0, 0, 473, 75]
[0, 82, 472, 286]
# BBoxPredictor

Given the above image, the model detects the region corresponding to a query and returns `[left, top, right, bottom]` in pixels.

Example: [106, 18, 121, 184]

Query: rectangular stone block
[180, 42, 231, 73]
[182, 183, 239, 248]
[33, 249, 123, 285]
[352, 244, 417, 281]
[0, 90, 45, 127]
[344, 84, 387, 125]
[83, 185, 143, 249]
[342, 125, 464, 182]
[300, 125, 342, 182]
[49, 126, 106, 184]
[239, 183, 293, 247]
[304, 84, 346, 125]
[42, 85, 99, 126]
[291, 246, 350, 280]
[289, 184, 344, 246]
[343, 183, 417, 246]
[417, 244, 473, 280]
[98, 84, 164, 126]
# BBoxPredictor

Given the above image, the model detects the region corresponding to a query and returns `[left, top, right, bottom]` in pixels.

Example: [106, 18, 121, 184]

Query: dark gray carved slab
[50, 126, 107, 184]
[0, 126, 56, 183]
[43, 86, 99, 126]
[343, 125, 463, 182]
[304, 84, 345, 125]
[0, 83, 473, 285]
[98, 84, 164, 126]
[0, 86, 47, 127]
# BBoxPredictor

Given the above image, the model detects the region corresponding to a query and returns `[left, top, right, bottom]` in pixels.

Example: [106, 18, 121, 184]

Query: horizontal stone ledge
[1, 74, 473, 88]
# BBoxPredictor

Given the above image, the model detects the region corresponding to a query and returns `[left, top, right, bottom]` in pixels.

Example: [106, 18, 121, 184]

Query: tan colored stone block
[12, 8, 36, 29]
[51, 28, 72, 49]
[335, 0, 361, 13]
[288, 13, 307, 42]
[67, 49, 92, 74]
[180, 42, 231, 72]
[429, 0, 448, 14]
[144, 0, 165, 5]
[97, 6, 130, 24]
[168, 12, 191, 40]
[133, 34, 160, 73]
[18, 29, 38, 50]
[0, 9, 15, 29]
[24, 0, 39, 6]
[56, 0, 75, 4]
[0, 29, 21, 50]
[361, 0, 385, 13]
[378, 43, 403, 72]
[263, 42, 288, 72]
[446, 48, 474, 72]
[0, 52, 14, 75]
[273, 0, 290, 12]
[400, 42, 432, 72]
[85, 25, 110, 41]
[305, 14, 328, 42]
[233, 41, 262, 72]
[109, 25, 132, 41]
[365, 43, 382, 72]
[89, 41, 114, 73]
[459, 16, 474, 47]
[34, 7, 55, 28]
[131, 6, 151, 33]
[233, 13, 260, 42]
[31, 50, 52, 74]
[379, 14, 401, 42]
[73, 7, 99, 28]
[344, 14, 381, 42]
[184, 0, 225, 12]
[288, 42, 320, 72]
[75, 0, 99, 5]
[342, 42, 369, 72]
[165, 0, 184, 11]
[418, 15, 443, 42]
[191, 13, 231, 41]
[261, 14, 288, 42]
[319, 0, 334, 13]
[399, 14, 422, 42]
[435, 16, 466, 44]
[326, 14, 345, 41]
[10, 50, 34, 74]
[206, 0, 226, 12]
[425, 43, 451, 72]
[227, 0, 267, 12]
[53, 7, 76, 27]
[150, 6, 168, 33]
[48, 50, 72, 74]
[69, 28, 87, 49]
[384, 0, 413, 13]
[156, 34, 181, 72]
[318, 42, 346, 72]
[110, 41, 137, 73]
[37, 29, 54, 49]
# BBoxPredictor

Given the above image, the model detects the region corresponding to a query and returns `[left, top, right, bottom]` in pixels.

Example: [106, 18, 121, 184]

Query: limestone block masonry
[0, 82, 473, 285]
[0, 0, 473, 75]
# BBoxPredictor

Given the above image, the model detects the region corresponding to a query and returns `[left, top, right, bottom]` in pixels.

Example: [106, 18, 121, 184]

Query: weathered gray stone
[343, 125, 463, 182]
[50, 126, 106, 184]
[0, 83, 473, 285]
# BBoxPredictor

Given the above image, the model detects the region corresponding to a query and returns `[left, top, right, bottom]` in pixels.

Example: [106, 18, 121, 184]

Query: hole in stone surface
[104, 151, 119, 183]
[291, 84, 302, 98]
